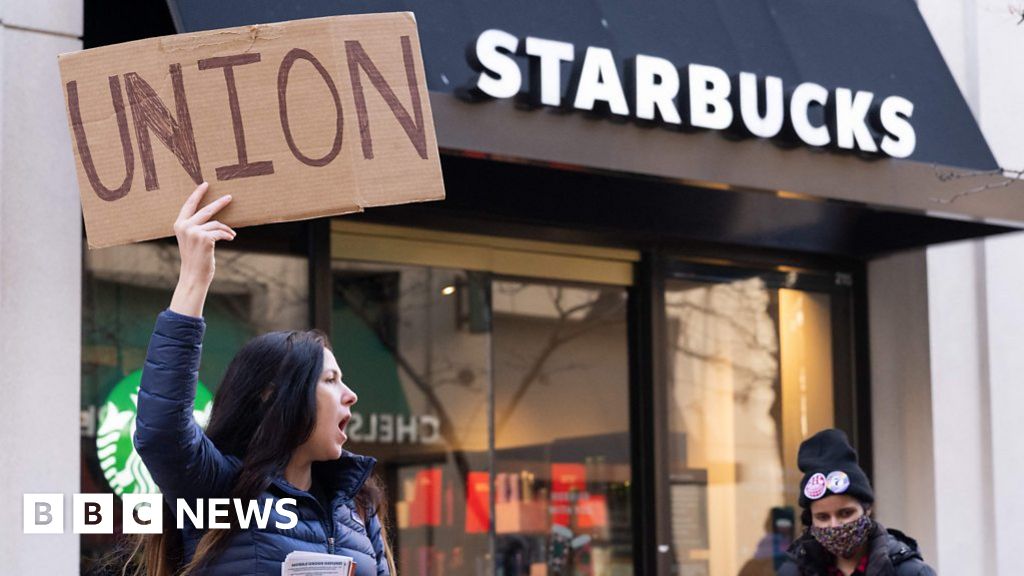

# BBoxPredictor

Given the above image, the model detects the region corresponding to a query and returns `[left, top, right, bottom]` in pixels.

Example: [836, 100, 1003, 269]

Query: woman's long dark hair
[121, 329, 392, 575]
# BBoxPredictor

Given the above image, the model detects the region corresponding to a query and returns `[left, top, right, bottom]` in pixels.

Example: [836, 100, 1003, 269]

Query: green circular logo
[96, 369, 213, 496]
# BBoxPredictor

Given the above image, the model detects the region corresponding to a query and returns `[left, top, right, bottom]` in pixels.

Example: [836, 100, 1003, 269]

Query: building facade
[872, 2, 1024, 574]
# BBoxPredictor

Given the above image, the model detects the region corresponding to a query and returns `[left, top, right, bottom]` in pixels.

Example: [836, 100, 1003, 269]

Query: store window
[80, 241, 308, 571]
[663, 264, 850, 576]
[332, 260, 492, 575]
[492, 279, 633, 576]
[332, 222, 638, 576]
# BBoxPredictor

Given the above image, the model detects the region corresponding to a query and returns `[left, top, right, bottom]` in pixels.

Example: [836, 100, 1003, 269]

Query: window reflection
[665, 278, 834, 576]
[332, 262, 491, 576]
[493, 281, 634, 576]
[331, 262, 636, 576]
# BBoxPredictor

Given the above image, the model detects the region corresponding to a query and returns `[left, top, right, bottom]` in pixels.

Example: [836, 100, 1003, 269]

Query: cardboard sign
[58, 13, 444, 248]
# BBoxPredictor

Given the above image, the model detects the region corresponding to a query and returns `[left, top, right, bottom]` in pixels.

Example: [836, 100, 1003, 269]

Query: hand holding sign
[169, 182, 236, 318]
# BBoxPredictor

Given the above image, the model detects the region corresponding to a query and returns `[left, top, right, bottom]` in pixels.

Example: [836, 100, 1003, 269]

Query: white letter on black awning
[879, 95, 916, 158]
[475, 29, 522, 99]
[635, 54, 681, 124]
[790, 82, 830, 147]
[834, 88, 878, 152]
[573, 46, 630, 116]
[688, 63, 733, 130]
[524, 37, 575, 106]
[738, 72, 784, 138]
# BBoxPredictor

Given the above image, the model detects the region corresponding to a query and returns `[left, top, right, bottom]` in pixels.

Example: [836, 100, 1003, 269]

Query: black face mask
[810, 515, 873, 559]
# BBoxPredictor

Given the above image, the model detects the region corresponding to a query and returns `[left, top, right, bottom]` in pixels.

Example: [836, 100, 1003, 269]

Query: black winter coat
[777, 522, 936, 576]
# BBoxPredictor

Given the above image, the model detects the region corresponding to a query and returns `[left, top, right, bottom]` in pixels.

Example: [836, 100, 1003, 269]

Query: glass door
[662, 262, 855, 576]
[331, 222, 639, 576]
[332, 261, 492, 576]
[492, 279, 634, 576]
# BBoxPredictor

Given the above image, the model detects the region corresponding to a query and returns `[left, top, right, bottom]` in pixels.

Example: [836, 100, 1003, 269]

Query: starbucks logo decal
[95, 369, 213, 497]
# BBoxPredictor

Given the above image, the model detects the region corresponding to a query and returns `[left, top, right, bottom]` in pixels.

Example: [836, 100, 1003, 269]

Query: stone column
[0, 1, 82, 573]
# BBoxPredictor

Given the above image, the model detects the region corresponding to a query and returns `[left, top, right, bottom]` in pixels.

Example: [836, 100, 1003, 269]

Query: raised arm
[168, 182, 235, 317]
[134, 183, 238, 503]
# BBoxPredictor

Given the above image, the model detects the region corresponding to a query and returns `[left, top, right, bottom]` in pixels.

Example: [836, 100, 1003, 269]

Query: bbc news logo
[23, 494, 299, 534]
[25, 494, 151, 534]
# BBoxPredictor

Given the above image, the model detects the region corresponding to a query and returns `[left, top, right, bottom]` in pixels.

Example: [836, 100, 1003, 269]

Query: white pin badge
[826, 471, 850, 494]
[804, 472, 828, 500]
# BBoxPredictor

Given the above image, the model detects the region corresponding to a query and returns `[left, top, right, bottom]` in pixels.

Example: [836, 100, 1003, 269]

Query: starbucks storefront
[80, 0, 1023, 575]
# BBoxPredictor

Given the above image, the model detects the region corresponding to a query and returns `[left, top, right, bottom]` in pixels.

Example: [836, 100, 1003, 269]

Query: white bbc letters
[24, 494, 304, 533]
[73, 494, 114, 534]
[276, 498, 299, 529]
[208, 498, 231, 529]
[24, 494, 64, 534]
[177, 498, 204, 529]
[234, 498, 273, 530]
[123, 494, 163, 534]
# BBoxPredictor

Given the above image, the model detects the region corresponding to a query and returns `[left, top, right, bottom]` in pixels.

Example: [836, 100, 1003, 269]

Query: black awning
[166, 0, 995, 171]
[158, 0, 1024, 234]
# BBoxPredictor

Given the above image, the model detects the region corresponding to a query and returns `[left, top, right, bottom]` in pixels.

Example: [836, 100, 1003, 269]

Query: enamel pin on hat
[804, 472, 828, 500]
[826, 471, 851, 494]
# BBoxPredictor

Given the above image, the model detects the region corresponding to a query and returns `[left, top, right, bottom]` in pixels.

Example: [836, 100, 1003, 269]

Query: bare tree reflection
[335, 279, 627, 496]
[495, 286, 626, 438]
[335, 283, 478, 484]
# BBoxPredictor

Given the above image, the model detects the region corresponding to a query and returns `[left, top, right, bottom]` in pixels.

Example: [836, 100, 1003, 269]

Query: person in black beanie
[777, 429, 936, 576]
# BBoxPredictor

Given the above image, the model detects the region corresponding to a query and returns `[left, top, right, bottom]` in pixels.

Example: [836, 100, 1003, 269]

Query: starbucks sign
[95, 369, 213, 496]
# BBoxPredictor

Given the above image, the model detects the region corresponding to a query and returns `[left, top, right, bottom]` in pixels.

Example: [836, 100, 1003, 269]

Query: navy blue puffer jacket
[134, 309, 390, 575]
